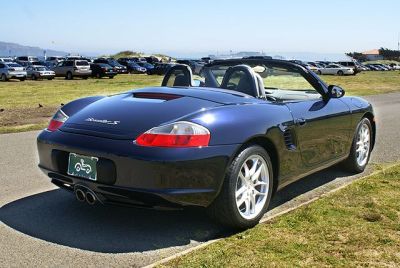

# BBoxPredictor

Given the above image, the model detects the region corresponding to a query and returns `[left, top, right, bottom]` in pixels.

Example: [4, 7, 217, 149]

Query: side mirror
[328, 85, 345, 98]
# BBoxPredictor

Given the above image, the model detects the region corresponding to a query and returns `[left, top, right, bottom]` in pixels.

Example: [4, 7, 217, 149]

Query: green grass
[0, 74, 163, 109]
[0, 71, 399, 133]
[162, 164, 400, 267]
[320, 71, 400, 96]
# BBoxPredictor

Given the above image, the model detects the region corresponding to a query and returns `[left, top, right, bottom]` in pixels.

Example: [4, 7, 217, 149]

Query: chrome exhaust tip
[85, 191, 97, 205]
[75, 189, 86, 202]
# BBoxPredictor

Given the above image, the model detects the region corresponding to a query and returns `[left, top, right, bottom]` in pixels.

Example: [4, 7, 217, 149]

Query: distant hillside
[0, 41, 68, 57]
[109, 50, 174, 61]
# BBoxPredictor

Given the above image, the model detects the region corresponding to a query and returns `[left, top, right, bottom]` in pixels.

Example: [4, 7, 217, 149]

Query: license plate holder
[67, 153, 98, 181]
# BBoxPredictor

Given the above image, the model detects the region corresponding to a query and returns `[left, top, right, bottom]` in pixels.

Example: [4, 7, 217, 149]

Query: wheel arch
[231, 135, 280, 195]
[363, 112, 376, 150]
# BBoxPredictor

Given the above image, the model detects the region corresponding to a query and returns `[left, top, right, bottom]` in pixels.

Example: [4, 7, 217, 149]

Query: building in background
[362, 49, 384, 61]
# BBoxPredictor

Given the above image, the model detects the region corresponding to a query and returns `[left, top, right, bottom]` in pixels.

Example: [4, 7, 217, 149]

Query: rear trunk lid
[60, 87, 263, 140]
[60, 91, 222, 139]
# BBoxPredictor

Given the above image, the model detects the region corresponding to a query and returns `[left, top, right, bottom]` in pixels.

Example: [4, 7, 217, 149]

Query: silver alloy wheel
[235, 155, 269, 220]
[356, 122, 371, 166]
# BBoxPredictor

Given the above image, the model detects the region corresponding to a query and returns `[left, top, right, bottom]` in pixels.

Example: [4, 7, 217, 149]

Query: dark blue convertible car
[37, 58, 375, 228]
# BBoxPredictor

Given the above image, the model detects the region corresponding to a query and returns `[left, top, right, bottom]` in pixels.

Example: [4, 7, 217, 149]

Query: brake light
[47, 109, 69, 132]
[136, 121, 210, 147]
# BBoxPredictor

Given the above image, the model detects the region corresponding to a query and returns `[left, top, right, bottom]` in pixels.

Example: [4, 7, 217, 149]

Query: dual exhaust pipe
[75, 187, 97, 205]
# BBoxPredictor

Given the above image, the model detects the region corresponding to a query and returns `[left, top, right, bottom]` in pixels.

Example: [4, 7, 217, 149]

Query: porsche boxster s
[37, 58, 375, 229]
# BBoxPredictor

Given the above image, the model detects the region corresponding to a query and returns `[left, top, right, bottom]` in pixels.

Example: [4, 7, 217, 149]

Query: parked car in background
[15, 56, 39, 66]
[318, 64, 354, 75]
[0, 57, 14, 63]
[364, 64, 378, 71]
[26, 65, 55, 80]
[93, 58, 128, 74]
[144, 56, 160, 64]
[53, 60, 91, 79]
[0, 62, 27, 81]
[147, 63, 176, 75]
[136, 62, 155, 74]
[389, 63, 400, 70]
[90, 63, 117, 79]
[66, 56, 93, 63]
[176, 59, 204, 74]
[127, 57, 147, 62]
[117, 59, 146, 74]
[46, 56, 65, 67]
[371, 64, 389, 71]
[337, 61, 361, 75]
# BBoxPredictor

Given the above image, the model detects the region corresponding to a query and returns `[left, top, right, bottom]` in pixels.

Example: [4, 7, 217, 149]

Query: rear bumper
[37, 130, 239, 207]
[7, 71, 27, 79]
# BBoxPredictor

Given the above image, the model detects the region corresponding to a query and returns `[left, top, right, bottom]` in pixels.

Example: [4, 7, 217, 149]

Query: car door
[263, 68, 352, 168]
[286, 98, 351, 167]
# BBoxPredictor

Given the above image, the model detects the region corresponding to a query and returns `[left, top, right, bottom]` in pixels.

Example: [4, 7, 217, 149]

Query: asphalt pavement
[0, 92, 399, 267]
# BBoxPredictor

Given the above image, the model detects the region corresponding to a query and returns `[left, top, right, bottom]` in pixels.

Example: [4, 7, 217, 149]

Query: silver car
[26, 65, 55, 80]
[53, 60, 91, 79]
[0, 62, 27, 81]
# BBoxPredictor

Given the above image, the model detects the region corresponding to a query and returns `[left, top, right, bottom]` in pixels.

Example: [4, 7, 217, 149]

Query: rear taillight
[136, 121, 210, 147]
[47, 109, 69, 132]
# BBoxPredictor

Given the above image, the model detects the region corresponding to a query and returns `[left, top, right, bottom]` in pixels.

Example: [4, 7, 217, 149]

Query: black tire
[109, 76, 114, 79]
[96, 73, 101, 79]
[343, 118, 372, 173]
[32, 74, 37, 80]
[47, 78, 53, 80]
[337, 70, 344, 76]
[19, 77, 26, 81]
[1, 74, 8, 82]
[66, 72, 73, 80]
[82, 76, 88, 80]
[207, 145, 274, 229]
[317, 70, 322, 75]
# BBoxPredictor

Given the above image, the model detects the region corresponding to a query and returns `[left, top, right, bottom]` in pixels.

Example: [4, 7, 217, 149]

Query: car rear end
[100, 64, 117, 77]
[37, 91, 242, 208]
[35, 66, 55, 79]
[73, 60, 92, 78]
[4, 63, 27, 80]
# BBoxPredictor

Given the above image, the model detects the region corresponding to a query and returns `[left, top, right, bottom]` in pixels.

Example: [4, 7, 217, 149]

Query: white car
[317, 64, 354, 76]
[26, 65, 55, 80]
[0, 57, 14, 63]
[389, 64, 400, 70]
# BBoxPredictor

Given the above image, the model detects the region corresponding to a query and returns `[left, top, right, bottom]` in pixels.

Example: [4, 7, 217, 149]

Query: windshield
[190, 61, 325, 101]
[6, 63, 21, 67]
[36, 67, 47, 71]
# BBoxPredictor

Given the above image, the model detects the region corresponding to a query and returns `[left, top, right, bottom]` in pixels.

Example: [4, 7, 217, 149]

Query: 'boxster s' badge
[85, 117, 120, 125]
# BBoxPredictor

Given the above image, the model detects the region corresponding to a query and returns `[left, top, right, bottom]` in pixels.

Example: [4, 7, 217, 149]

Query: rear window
[76, 60, 89, 66]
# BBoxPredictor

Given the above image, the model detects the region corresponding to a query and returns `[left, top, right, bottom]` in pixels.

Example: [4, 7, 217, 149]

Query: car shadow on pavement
[0, 165, 352, 253]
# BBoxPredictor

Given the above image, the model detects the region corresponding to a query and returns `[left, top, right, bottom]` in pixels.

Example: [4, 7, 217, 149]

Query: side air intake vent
[283, 129, 296, 150]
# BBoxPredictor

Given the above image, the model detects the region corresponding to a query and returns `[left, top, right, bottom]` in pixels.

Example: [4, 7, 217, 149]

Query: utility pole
[398, 32, 399, 51]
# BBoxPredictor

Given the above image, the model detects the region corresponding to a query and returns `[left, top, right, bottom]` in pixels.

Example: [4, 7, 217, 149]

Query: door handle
[295, 118, 307, 126]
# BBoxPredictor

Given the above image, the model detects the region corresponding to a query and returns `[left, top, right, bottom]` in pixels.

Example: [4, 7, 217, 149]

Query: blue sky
[3, 0, 400, 57]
